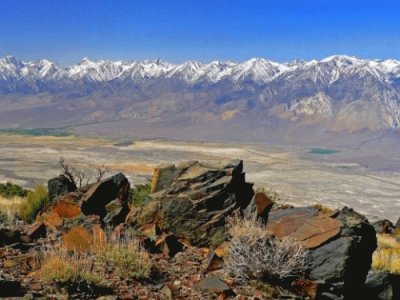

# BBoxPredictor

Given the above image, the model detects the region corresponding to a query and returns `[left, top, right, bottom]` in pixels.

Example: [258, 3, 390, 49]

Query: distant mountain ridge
[1, 55, 400, 87]
[1, 55, 400, 137]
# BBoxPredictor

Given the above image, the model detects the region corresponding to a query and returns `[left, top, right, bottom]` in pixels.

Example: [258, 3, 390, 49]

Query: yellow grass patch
[372, 234, 400, 274]
[0, 195, 25, 222]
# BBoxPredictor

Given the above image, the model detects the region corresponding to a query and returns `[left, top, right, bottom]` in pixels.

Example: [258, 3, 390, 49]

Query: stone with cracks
[134, 160, 254, 247]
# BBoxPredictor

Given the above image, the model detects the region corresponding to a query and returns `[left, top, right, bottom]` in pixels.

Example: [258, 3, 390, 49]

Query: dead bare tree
[59, 157, 77, 188]
[95, 164, 109, 182]
[58, 157, 109, 188]
[74, 169, 86, 188]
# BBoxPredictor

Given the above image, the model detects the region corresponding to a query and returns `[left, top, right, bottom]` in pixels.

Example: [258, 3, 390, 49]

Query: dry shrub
[372, 234, 400, 274]
[225, 213, 308, 282]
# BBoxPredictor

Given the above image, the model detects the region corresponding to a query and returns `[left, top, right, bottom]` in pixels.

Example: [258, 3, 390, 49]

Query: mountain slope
[1, 55, 400, 138]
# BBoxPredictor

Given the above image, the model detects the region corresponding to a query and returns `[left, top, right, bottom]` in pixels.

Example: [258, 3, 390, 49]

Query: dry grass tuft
[372, 234, 400, 274]
[37, 243, 106, 285]
[225, 213, 308, 282]
[18, 185, 48, 223]
[36, 229, 152, 285]
[0, 195, 25, 223]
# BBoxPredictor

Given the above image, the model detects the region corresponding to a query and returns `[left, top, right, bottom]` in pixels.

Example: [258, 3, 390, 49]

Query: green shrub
[0, 182, 28, 198]
[128, 184, 151, 206]
[18, 185, 49, 223]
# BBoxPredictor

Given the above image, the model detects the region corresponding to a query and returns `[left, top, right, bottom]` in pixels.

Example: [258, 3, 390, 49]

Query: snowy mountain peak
[0, 55, 399, 85]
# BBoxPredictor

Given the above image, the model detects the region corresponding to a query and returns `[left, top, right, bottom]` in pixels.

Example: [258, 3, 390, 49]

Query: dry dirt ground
[0, 134, 399, 222]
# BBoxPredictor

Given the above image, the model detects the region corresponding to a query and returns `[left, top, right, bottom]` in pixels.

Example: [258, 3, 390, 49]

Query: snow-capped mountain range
[1, 55, 400, 86]
[1, 55, 400, 137]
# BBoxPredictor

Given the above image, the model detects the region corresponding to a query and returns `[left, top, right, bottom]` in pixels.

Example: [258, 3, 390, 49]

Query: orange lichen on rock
[52, 200, 81, 218]
[63, 227, 92, 252]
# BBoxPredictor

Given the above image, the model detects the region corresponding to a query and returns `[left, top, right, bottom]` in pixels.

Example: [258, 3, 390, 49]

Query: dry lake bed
[0, 134, 399, 222]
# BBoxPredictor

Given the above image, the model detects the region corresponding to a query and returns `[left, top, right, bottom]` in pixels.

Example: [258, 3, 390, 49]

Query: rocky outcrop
[47, 175, 76, 201]
[39, 173, 130, 229]
[266, 206, 377, 299]
[131, 160, 254, 247]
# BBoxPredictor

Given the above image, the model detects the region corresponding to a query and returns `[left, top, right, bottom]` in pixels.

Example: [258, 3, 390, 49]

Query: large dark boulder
[365, 271, 400, 300]
[47, 175, 76, 201]
[266, 206, 377, 300]
[81, 172, 130, 220]
[131, 160, 254, 247]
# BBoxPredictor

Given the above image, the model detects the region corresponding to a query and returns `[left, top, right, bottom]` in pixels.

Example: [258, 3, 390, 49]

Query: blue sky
[0, 0, 399, 65]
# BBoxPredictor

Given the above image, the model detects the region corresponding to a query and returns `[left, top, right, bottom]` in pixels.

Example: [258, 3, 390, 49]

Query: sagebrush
[225, 214, 308, 282]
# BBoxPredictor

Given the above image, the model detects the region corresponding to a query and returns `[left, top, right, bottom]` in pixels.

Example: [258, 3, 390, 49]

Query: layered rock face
[130, 160, 254, 247]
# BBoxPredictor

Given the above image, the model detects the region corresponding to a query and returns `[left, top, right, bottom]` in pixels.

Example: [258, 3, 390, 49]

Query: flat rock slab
[267, 208, 341, 249]
[194, 275, 231, 294]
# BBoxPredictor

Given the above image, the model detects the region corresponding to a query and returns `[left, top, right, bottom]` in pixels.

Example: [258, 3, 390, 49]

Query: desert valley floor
[0, 134, 399, 222]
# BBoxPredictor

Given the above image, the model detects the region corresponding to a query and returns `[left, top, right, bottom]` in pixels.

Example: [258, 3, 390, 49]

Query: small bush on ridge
[129, 183, 151, 206]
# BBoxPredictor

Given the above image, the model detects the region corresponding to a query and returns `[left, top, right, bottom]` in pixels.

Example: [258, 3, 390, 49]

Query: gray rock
[308, 207, 377, 299]
[47, 174, 76, 201]
[194, 275, 233, 295]
[365, 271, 400, 300]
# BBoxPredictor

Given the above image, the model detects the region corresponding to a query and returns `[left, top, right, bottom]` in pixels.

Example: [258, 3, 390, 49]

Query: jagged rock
[0, 228, 22, 247]
[266, 206, 377, 299]
[365, 271, 400, 300]
[81, 173, 130, 219]
[104, 199, 130, 226]
[47, 174, 76, 201]
[372, 219, 395, 234]
[154, 233, 184, 258]
[134, 160, 254, 247]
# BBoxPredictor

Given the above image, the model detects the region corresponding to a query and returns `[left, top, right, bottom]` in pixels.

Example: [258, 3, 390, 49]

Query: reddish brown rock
[254, 192, 274, 222]
[51, 198, 81, 218]
[290, 215, 341, 249]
